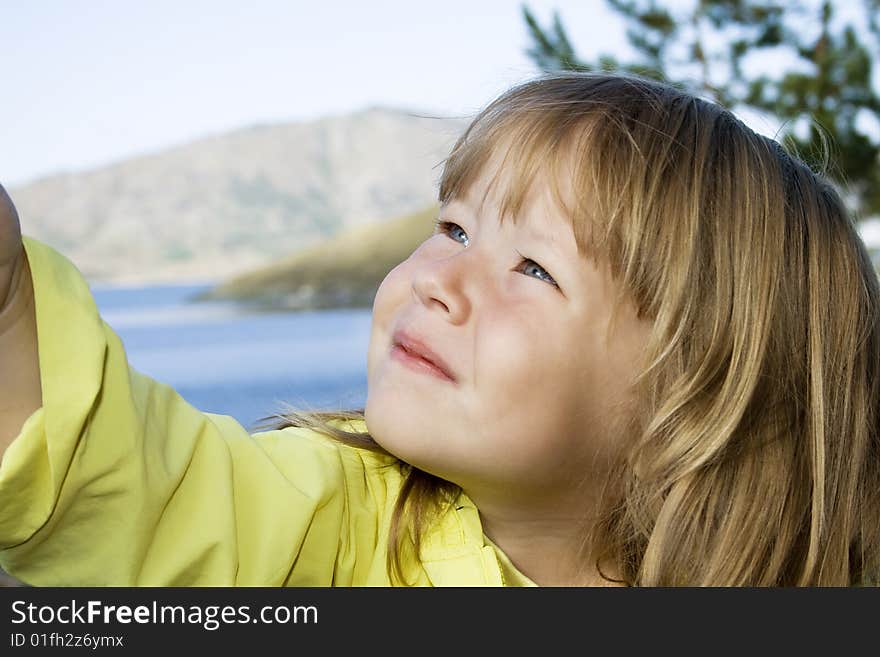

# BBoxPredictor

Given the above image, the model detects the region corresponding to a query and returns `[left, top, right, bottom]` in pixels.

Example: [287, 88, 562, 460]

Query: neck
[469, 484, 623, 587]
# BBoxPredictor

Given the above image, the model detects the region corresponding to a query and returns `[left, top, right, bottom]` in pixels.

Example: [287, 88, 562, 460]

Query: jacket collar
[418, 493, 507, 586]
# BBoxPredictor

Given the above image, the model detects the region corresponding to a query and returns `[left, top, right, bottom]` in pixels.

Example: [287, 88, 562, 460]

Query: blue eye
[432, 219, 560, 289]
[433, 219, 470, 246]
[516, 254, 559, 288]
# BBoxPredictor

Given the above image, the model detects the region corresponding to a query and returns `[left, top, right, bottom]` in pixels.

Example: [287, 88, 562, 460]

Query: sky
[1, 0, 876, 188]
[1, 0, 633, 186]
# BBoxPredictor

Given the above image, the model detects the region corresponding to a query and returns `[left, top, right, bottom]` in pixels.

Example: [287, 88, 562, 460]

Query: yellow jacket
[0, 237, 535, 587]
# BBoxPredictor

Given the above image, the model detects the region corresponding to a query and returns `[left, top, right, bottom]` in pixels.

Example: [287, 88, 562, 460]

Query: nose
[410, 250, 476, 324]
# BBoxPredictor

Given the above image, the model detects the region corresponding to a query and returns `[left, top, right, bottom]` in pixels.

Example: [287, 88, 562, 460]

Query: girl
[0, 72, 878, 587]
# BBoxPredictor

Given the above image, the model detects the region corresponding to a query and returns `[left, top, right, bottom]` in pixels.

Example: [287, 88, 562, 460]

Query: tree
[522, 0, 880, 219]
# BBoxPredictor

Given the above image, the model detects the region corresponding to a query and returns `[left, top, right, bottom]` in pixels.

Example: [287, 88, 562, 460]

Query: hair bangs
[437, 102, 602, 255]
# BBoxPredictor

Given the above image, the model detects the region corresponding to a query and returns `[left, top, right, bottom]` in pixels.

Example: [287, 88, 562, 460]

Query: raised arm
[0, 195, 395, 586]
[0, 183, 41, 457]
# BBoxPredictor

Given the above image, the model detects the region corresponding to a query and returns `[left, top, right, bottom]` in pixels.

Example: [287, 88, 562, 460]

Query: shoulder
[244, 418, 405, 510]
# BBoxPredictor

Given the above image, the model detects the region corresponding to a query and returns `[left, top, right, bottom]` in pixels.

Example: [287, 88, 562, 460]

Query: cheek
[371, 261, 410, 321]
[479, 314, 550, 397]
[367, 260, 414, 366]
[475, 309, 580, 432]
[481, 298, 567, 372]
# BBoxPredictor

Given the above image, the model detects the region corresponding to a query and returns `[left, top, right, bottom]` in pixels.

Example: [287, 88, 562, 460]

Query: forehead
[439, 116, 592, 257]
[446, 182, 571, 253]
[441, 140, 582, 254]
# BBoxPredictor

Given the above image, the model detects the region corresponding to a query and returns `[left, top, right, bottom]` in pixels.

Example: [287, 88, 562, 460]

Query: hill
[10, 108, 465, 284]
[194, 205, 438, 311]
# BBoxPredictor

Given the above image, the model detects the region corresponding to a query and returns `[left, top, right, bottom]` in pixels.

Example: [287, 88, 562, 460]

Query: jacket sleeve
[0, 237, 394, 586]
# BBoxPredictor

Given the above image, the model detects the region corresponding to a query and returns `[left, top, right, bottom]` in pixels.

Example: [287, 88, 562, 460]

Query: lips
[391, 328, 457, 382]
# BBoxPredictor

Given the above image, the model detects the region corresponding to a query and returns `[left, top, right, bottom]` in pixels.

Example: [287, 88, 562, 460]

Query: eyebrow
[523, 225, 567, 258]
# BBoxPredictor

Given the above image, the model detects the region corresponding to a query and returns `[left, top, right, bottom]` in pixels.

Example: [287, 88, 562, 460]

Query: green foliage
[521, 0, 880, 218]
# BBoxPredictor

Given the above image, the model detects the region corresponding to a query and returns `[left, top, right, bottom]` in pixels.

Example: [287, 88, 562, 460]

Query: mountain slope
[10, 108, 465, 284]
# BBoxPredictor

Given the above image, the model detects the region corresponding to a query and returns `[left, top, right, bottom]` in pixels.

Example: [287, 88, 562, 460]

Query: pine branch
[519, 0, 880, 216]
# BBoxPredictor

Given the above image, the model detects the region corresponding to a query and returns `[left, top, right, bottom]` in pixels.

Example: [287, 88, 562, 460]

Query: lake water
[92, 284, 371, 432]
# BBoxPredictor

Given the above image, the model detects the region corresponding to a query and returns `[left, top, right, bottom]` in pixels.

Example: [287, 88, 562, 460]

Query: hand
[0, 184, 24, 318]
[0, 182, 40, 453]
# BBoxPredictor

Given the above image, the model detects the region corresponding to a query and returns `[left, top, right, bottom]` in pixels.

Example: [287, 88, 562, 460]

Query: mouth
[391, 328, 457, 383]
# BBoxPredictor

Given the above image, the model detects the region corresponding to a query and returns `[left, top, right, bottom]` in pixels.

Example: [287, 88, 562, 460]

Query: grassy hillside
[193, 205, 439, 311]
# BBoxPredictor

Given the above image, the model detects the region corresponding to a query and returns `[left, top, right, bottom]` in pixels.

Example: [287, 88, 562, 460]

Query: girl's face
[365, 155, 652, 505]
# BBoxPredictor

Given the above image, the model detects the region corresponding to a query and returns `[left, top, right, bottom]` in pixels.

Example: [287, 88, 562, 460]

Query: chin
[364, 396, 442, 473]
[364, 390, 406, 455]
[364, 396, 411, 457]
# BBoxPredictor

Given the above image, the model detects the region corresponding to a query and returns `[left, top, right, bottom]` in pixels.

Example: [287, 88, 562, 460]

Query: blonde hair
[260, 72, 880, 586]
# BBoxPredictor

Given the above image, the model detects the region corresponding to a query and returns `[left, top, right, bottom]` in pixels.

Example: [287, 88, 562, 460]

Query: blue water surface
[92, 283, 371, 432]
